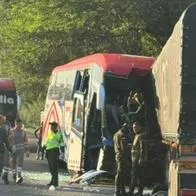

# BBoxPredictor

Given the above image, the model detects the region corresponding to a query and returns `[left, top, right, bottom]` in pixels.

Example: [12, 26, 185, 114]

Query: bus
[0, 78, 18, 126]
[42, 53, 155, 174]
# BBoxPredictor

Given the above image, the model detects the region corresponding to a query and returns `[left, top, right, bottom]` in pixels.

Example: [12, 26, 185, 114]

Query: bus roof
[53, 53, 155, 76]
[0, 78, 16, 91]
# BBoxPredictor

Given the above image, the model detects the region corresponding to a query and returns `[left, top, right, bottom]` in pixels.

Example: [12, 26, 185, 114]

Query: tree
[0, 0, 194, 127]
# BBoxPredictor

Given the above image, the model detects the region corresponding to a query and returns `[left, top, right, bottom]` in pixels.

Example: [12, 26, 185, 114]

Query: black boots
[2, 174, 9, 184]
[16, 176, 23, 184]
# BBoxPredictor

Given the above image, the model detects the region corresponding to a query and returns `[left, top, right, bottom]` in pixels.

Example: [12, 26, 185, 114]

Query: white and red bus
[0, 78, 19, 126]
[42, 53, 155, 173]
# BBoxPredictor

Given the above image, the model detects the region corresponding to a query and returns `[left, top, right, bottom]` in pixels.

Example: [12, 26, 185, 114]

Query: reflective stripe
[11, 129, 29, 151]
[15, 144, 24, 147]
[17, 167, 23, 177]
[3, 167, 9, 173]
[13, 144, 25, 151]
[12, 169, 16, 174]
[17, 167, 22, 172]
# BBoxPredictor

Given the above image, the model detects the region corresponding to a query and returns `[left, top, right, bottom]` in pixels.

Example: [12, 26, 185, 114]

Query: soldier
[9, 119, 29, 183]
[113, 123, 133, 196]
[0, 114, 12, 183]
[44, 121, 63, 188]
[1, 115, 12, 184]
[129, 121, 148, 196]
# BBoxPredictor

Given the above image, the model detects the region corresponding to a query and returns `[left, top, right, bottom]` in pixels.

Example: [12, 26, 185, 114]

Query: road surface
[0, 132, 158, 196]
[0, 132, 115, 196]
[0, 154, 116, 196]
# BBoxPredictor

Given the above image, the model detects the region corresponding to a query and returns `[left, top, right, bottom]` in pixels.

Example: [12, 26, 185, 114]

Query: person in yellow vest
[44, 121, 63, 188]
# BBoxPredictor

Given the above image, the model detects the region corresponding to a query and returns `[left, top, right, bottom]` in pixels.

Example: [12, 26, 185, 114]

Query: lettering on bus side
[0, 95, 15, 104]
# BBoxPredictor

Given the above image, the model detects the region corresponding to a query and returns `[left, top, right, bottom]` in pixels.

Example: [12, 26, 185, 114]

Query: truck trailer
[152, 2, 196, 196]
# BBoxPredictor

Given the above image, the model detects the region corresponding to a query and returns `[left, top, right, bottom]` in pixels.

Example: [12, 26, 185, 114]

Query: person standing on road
[9, 118, 30, 183]
[34, 122, 45, 160]
[113, 123, 133, 196]
[44, 121, 63, 188]
[129, 121, 148, 196]
[1, 115, 12, 184]
[0, 114, 12, 183]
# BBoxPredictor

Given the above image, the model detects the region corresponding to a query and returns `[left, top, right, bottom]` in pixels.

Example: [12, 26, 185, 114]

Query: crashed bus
[152, 2, 196, 196]
[42, 53, 155, 175]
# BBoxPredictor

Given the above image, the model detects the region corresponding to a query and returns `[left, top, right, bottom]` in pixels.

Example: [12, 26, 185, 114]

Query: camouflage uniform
[0, 126, 11, 177]
[129, 132, 148, 196]
[1, 120, 12, 184]
[113, 126, 131, 196]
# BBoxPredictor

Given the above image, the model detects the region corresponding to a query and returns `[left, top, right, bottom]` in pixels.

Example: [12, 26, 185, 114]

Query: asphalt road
[0, 153, 117, 196]
[0, 132, 162, 196]
[0, 132, 115, 196]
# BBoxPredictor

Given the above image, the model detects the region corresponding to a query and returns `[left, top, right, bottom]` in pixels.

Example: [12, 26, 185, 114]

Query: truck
[152, 2, 196, 196]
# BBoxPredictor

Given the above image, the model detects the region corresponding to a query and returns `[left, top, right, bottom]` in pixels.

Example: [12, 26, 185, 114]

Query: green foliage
[137, 0, 196, 44]
[0, 0, 195, 127]
[20, 98, 45, 129]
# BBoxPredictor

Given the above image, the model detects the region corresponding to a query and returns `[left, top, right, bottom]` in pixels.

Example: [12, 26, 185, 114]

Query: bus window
[72, 71, 82, 99]
[48, 73, 58, 100]
[72, 98, 84, 132]
[79, 70, 90, 95]
[48, 71, 75, 100]
[72, 69, 90, 99]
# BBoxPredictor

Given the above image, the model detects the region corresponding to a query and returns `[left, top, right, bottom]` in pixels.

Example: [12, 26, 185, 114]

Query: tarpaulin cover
[152, 3, 196, 142]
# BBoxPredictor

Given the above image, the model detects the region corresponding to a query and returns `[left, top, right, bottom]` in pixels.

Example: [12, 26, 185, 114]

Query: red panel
[65, 106, 71, 112]
[181, 190, 196, 196]
[0, 78, 15, 91]
[53, 53, 155, 77]
[42, 102, 60, 141]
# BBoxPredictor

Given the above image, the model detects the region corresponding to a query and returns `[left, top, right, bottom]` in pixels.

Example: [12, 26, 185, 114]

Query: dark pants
[100, 146, 115, 173]
[46, 148, 59, 186]
[129, 160, 145, 196]
[36, 143, 45, 159]
[115, 161, 128, 196]
[0, 152, 4, 176]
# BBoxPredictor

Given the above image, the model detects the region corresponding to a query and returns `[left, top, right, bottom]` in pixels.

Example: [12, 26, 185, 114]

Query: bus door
[68, 91, 85, 172]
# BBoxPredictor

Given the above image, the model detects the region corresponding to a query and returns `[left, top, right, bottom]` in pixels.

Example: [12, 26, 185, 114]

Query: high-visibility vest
[45, 130, 63, 150]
